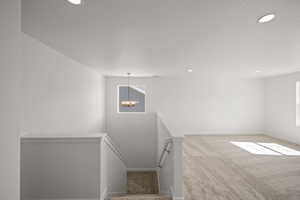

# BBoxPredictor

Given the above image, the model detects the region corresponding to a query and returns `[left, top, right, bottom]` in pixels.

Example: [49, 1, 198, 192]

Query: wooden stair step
[110, 194, 172, 200]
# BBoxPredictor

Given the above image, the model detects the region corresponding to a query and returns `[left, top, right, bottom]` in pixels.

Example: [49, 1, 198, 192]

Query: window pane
[119, 86, 145, 112]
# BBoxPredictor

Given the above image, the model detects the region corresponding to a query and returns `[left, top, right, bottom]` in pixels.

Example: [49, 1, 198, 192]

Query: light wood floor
[184, 135, 300, 200]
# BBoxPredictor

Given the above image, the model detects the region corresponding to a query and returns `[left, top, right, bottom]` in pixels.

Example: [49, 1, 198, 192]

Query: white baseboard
[184, 131, 265, 135]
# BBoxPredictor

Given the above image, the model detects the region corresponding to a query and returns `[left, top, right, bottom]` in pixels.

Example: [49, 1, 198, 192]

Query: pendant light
[121, 73, 139, 107]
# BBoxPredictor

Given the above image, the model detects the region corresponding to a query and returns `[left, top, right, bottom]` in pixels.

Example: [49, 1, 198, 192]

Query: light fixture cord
[127, 73, 130, 101]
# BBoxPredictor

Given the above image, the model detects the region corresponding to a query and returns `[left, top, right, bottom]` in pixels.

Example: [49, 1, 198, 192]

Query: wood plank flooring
[184, 135, 300, 200]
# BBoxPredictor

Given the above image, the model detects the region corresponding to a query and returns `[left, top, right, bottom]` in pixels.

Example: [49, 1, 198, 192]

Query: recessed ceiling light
[187, 69, 193, 73]
[67, 0, 82, 5]
[258, 14, 275, 23]
[256, 70, 262, 73]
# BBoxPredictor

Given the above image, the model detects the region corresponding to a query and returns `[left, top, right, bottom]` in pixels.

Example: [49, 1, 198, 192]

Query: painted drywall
[22, 0, 300, 78]
[265, 72, 300, 145]
[21, 34, 106, 134]
[171, 138, 184, 199]
[157, 116, 183, 199]
[105, 75, 264, 167]
[106, 77, 157, 168]
[21, 138, 101, 199]
[157, 114, 172, 163]
[0, 0, 21, 199]
[157, 116, 174, 195]
[152, 75, 265, 136]
[101, 139, 127, 199]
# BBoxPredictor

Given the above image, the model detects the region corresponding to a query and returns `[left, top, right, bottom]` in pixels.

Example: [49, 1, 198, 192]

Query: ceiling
[22, 0, 300, 78]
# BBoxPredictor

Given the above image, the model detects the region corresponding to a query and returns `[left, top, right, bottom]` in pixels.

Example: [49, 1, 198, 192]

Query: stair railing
[156, 113, 184, 200]
[157, 138, 173, 168]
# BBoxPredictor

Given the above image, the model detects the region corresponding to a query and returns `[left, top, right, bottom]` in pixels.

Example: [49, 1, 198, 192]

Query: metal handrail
[103, 134, 127, 167]
[157, 139, 173, 168]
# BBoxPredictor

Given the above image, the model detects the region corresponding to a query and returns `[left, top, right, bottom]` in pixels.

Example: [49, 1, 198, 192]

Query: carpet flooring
[184, 135, 300, 200]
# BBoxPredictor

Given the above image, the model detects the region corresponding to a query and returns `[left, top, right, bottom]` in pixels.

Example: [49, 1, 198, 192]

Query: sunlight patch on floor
[231, 141, 300, 156]
[259, 143, 300, 156]
[231, 142, 281, 155]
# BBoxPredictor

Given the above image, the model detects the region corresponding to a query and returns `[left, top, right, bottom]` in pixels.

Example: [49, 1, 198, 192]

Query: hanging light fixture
[121, 73, 139, 107]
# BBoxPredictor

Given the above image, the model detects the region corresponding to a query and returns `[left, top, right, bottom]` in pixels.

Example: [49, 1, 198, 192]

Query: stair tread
[127, 171, 159, 194]
[110, 194, 171, 200]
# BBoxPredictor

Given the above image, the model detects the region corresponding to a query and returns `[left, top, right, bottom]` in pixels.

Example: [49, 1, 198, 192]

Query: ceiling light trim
[258, 13, 276, 23]
[67, 0, 82, 5]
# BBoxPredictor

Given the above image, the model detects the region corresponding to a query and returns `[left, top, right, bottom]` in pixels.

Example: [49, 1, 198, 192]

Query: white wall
[21, 34, 106, 134]
[265, 72, 300, 145]
[157, 114, 172, 163]
[159, 146, 174, 196]
[106, 77, 158, 169]
[21, 135, 127, 200]
[21, 138, 101, 199]
[157, 116, 183, 200]
[152, 75, 265, 136]
[0, 0, 21, 199]
[105, 75, 264, 168]
[101, 138, 127, 199]
[157, 116, 174, 195]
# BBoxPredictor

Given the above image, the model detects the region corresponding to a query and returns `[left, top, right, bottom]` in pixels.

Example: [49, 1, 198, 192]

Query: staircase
[111, 171, 171, 200]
